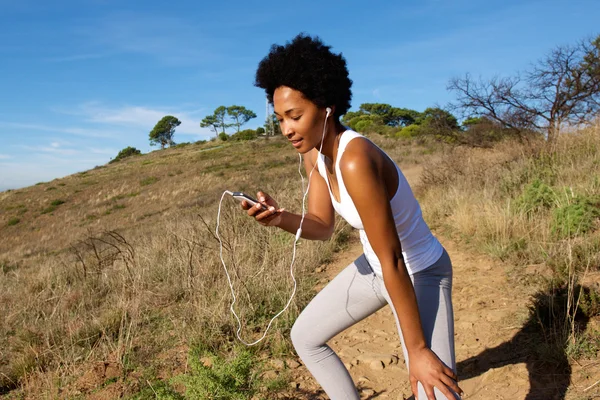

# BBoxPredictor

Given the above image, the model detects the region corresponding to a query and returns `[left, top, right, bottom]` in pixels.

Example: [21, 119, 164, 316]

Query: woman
[243, 34, 462, 400]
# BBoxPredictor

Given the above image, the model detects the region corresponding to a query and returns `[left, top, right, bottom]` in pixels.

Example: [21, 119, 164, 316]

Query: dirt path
[283, 166, 600, 399]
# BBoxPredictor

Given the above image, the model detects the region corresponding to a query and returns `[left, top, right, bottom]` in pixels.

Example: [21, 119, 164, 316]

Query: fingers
[439, 374, 463, 398]
[410, 377, 418, 399]
[441, 366, 462, 396]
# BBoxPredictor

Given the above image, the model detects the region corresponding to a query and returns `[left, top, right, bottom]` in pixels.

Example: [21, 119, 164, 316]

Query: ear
[325, 105, 336, 118]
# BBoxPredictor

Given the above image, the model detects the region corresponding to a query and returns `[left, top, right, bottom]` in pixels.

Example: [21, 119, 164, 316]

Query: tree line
[113, 33, 599, 162]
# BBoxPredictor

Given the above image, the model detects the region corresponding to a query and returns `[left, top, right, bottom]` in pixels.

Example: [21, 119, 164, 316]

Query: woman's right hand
[241, 191, 285, 227]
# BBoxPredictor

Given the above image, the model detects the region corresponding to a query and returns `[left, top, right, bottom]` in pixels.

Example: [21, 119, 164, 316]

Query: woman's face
[273, 86, 328, 154]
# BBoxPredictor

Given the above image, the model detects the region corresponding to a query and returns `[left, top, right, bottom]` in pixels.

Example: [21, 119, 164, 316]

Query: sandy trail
[283, 165, 600, 400]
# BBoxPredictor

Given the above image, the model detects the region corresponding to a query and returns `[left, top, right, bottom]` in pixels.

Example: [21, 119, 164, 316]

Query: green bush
[110, 146, 142, 163]
[551, 196, 600, 239]
[140, 177, 159, 186]
[395, 124, 422, 138]
[7, 217, 20, 226]
[231, 129, 258, 141]
[218, 132, 229, 141]
[51, 199, 65, 206]
[174, 346, 258, 399]
[516, 179, 556, 215]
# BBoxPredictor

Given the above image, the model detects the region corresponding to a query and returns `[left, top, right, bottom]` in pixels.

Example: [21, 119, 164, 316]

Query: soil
[280, 166, 600, 400]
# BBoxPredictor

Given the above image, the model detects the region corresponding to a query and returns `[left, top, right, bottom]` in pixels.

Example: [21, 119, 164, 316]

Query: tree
[342, 103, 421, 129]
[448, 35, 600, 142]
[264, 113, 281, 136]
[200, 114, 220, 136]
[227, 105, 257, 133]
[149, 116, 181, 149]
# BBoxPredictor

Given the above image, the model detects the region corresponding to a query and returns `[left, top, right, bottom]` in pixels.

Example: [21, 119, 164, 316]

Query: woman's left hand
[408, 346, 463, 399]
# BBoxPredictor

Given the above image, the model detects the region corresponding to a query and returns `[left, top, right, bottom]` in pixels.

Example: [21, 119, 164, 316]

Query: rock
[200, 357, 213, 368]
[315, 266, 324, 273]
[361, 388, 375, 397]
[289, 381, 299, 389]
[270, 359, 285, 370]
[343, 362, 353, 370]
[261, 370, 278, 380]
[358, 376, 370, 383]
[285, 359, 301, 369]
[370, 360, 385, 370]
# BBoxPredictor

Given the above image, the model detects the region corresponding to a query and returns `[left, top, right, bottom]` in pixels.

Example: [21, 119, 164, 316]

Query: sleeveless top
[316, 129, 443, 276]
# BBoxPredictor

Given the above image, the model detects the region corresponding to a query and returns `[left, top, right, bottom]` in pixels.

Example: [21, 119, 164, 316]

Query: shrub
[551, 196, 600, 239]
[140, 177, 159, 186]
[395, 124, 422, 139]
[174, 346, 258, 399]
[516, 179, 556, 215]
[218, 132, 229, 141]
[256, 127, 265, 135]
[231, 129, 258, 141]
[110, 146, 142, 163]
[7, 217, 20, 226]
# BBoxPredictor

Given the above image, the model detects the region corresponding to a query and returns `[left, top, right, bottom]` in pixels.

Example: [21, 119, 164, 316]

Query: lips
[290, 138, 303, 148]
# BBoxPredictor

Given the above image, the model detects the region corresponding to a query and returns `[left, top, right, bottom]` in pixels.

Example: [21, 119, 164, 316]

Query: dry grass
[418, 122, 600, 360]
[0, 135, 433, 398]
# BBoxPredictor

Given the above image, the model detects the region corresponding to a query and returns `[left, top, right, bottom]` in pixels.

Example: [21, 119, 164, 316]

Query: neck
[319, 121, 345, 161]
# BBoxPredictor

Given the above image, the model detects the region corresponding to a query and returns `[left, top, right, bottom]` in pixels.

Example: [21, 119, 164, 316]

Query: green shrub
[516, 179, 556, 215]
[7, 217, 20, 226]
[231, 129, 257, 141]
[174, 346, 258, 399]
[50, 199, 65, 206]
[218, 132, 229, 141]
[110, 146, 142, 163]
[256, 127, 265, 135]
[395, 124, 422, 139]
[551, 196, 600, 239]
[140, 177, 159, 186]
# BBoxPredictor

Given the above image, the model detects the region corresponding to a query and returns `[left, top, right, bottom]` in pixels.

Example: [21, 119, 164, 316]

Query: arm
[244, 149, 335, 241]
[340, 139, 462, 399]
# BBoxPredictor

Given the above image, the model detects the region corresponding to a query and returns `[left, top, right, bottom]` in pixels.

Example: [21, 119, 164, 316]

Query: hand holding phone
[230, 192, 268, 211]
[226, 190, 285, 227]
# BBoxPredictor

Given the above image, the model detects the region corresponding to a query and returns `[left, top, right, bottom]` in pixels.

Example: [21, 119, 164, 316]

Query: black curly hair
[254, 33, 353, 119]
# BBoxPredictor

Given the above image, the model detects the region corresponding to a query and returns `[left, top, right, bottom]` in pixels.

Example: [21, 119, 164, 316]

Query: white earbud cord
[215, 110, 330, 346]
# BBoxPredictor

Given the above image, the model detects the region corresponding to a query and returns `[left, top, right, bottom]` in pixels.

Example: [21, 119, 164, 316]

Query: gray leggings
[291, 249, 459, 400]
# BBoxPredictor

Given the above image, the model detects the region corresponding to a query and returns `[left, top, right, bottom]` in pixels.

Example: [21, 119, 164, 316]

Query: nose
[281, 120, 293, 138]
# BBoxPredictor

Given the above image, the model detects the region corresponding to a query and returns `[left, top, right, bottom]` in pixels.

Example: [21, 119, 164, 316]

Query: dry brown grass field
[0, 134, 435, 399]
[1, 127, 599, 399]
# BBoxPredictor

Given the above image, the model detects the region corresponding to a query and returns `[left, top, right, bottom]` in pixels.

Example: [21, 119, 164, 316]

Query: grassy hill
[0, 134, 432, 398]
[1, 126, 599, 398]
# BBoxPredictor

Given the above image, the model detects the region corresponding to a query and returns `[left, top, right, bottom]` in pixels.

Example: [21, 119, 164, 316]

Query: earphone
[215, 106, 331, 346]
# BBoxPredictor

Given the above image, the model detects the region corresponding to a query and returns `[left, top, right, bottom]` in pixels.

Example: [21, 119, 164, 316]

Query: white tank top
[317, 129, 443, 276]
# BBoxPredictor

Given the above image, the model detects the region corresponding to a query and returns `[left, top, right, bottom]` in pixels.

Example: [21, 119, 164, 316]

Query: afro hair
[254, 33, 353, 119]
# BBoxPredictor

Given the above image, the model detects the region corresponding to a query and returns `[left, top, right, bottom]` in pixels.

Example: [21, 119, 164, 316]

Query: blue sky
[1, 0, 599, 191]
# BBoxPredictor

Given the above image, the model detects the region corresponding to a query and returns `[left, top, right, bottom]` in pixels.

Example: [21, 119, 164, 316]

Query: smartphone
[229, 191, 268, 210]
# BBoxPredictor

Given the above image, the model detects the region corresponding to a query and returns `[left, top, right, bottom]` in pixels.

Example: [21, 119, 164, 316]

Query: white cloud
[74, 102, 213, 137]
[0, 154, 12, 160]
[1, 122, 119, 138]
[18, 144, 81, 156]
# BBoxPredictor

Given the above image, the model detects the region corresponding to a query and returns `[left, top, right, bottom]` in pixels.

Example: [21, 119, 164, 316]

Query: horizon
[1, 0, 599, 191]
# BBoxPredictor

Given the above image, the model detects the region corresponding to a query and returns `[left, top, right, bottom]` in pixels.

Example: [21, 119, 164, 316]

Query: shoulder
[338, 135, 383, 176]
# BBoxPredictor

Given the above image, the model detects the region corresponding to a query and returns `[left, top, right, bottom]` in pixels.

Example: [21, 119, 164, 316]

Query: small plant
[50, 199, 65, 206]
[551, 196, 600, 239]
[516, 179, 556, 215]
[140, 177, 159, 186]
[7, 217, 20, 226]
[173, 346, 259, 399]
[110, 146, 142, 164]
